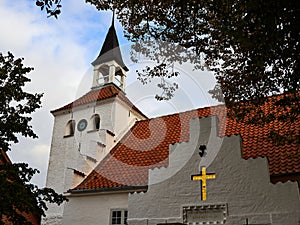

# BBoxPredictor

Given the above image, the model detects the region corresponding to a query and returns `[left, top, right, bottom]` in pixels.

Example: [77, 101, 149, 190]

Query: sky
[0, 0, 219, 187]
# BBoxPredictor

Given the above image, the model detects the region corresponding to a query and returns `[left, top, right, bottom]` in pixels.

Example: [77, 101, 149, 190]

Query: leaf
[35, 1, 44, 7]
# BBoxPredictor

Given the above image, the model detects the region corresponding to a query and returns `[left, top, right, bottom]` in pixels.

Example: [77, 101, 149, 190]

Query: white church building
[43, 20, 300, 225]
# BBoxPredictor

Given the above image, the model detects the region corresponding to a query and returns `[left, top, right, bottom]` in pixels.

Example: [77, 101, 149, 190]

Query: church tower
[43, 18, 146, 225]
[91, 18, 128, 91]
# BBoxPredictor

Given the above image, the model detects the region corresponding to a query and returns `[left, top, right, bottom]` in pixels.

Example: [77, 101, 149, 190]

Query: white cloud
[0, 2, 43, 51]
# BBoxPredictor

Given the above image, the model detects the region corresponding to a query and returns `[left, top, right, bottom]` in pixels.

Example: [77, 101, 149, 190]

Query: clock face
[77, 119, 88, 132]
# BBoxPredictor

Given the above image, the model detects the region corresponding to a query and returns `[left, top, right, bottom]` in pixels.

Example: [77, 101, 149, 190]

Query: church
[43, 20, 300, 225]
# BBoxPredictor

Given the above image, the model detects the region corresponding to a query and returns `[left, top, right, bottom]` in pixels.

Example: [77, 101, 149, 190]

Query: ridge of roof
[147, 104, 226, 119]
[51, 84, 147, 118]
[70, 98, 299, 193]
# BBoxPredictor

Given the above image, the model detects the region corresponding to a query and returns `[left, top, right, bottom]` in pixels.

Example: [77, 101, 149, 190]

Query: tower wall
[44, 92, 145, 225]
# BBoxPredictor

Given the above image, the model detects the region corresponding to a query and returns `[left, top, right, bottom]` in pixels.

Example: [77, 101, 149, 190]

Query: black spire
[91, 13, 128, 71]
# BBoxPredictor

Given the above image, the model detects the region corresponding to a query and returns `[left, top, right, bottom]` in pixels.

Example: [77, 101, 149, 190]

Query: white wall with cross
[128, 116, 300, 225]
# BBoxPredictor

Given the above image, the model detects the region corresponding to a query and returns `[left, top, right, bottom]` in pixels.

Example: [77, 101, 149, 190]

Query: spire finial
[112, 9, 115, 27]
[91, 7, 128, 71]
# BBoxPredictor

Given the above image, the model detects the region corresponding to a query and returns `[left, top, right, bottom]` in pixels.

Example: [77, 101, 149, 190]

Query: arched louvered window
[64, 120, 75, 137]
[90, 114, 100, 131]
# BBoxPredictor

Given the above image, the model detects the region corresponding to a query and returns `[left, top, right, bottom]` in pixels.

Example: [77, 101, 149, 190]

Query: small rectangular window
[110, 209, 128, 225]
[124, 210, 128, 225]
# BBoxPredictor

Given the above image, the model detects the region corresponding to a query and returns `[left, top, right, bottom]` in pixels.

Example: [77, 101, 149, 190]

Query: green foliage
[0, 52, 43, 151]
[0, 52, 67, 224]
[0, 162, 66, 225]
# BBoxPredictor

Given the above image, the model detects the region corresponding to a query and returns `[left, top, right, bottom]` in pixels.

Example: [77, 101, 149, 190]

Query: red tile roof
[51, 84, 147, 118]
[70, 99, 300, 192]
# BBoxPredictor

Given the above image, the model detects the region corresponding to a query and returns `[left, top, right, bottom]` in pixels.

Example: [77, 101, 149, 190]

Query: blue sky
[0, 0, 219, 187]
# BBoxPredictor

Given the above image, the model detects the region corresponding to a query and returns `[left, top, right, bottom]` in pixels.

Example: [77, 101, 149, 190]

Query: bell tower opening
[92, 62, 126, 90]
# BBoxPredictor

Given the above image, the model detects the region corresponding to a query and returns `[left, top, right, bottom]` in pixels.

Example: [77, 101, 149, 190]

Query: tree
[36, 0, 300, 144]
[0, 52, 42, 151]
[0, 52, 66, 225]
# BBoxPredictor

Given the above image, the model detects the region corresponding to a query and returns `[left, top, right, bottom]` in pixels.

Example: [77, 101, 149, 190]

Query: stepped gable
[51, 85, 146, 118]
[70, 96, 300, 193]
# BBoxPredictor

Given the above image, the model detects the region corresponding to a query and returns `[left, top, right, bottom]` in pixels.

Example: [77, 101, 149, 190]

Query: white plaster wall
[128, 117, 300, 225]
[112, 97, 145, 141]
[62, 192, 128, 225]
[45, 112, 76, 219]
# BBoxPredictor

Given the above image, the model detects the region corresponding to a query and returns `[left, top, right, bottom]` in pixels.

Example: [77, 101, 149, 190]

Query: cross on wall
[191, 167, 216, 201]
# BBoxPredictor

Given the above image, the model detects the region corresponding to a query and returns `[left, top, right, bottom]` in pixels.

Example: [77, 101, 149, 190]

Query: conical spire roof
[91, 18, 128, 71]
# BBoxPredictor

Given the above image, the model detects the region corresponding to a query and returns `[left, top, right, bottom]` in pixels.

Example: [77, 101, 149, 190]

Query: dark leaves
[0, 52, 43, 151]
[35, 0, 62, 18]
[0, 160, 67, 224]
[137, 62, 179, 101]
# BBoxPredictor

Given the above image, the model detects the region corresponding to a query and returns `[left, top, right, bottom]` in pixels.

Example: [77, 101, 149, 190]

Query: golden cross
[191, 167, 216, 201]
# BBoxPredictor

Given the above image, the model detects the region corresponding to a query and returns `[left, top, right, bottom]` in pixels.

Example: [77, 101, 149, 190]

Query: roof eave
[67, 185, 148, 195]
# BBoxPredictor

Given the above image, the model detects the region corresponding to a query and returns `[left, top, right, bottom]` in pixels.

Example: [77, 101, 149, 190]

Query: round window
[77, 119, 88, 132]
